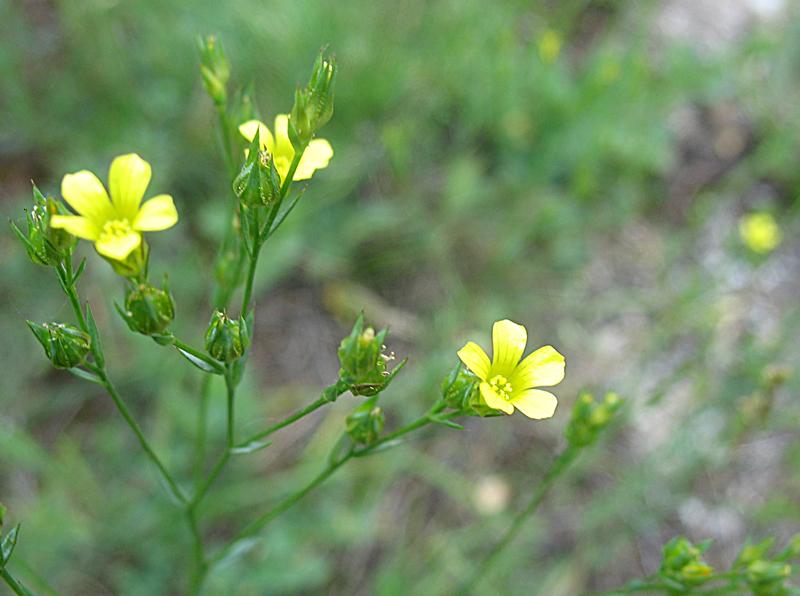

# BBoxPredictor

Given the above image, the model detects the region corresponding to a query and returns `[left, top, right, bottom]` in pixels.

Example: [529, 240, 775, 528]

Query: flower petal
[480, 382, 514, 415]
[273, 114, 295, 156]
[95, 230, 142, 261]
[108, 153, 152, 219]
[491, 319, 527, 376]
[457, 341, 491, 380]
[61, 170, 113, 221]
[294, 138, 333, 180]
[49, 215, 100, 240]
[512, 389, 558, 420]
[238, 120, 275, 153]
[511, 345, 565, 389]
[133, 194, 178, 231]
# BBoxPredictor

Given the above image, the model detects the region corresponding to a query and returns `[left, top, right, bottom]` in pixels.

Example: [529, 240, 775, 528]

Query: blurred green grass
[1, 0, 800, 594]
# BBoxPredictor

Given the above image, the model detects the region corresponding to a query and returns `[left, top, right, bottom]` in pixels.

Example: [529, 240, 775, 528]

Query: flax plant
[7, 38, 618, 594]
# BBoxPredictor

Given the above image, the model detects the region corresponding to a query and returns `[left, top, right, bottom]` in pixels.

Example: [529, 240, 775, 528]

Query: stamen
[488, 374, 514, 400]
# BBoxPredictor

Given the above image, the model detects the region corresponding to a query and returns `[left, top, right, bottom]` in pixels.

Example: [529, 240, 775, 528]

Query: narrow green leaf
[230, 440, 271, 455]
[176, 347, 222, 375]
[1, 524, 19, 563]
[430, 416, 464, 430]
[68, 367, 103, 385]
[73, 258, 87, 283]
[84, 303, 104, 368]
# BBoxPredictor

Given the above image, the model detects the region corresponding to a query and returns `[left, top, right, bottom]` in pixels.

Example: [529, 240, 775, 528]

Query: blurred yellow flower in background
[538, 30, 562, 64]
[239, 115, 333, 182]
[50, 154, 178, 261]
[739, 212, 781, 254]
[457, 319, 565, 419]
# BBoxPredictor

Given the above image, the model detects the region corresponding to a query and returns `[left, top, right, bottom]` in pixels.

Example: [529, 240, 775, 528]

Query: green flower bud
[566, 391, 622, 447]
[117, 279, 175, 336]
[660, 537, 714, 587]
[27, 321, 91, 369]
[198, 34, 230, 106]
[233, 131, 281, 207]
[746, 560, 791, 591]
[289, 51, 336, 150]
[736, 538, 776, 569]
[346, 397, 385, 446]
[337, 315, 405, 396]
[439, 363, 502, 417]
[11, 186, 76, 266]
[204, 310, 249, 363]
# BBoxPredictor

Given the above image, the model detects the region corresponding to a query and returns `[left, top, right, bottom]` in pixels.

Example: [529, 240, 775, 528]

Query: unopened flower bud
[346, 397, 384, 446]
[566, 391, 622, 447]
[660, 537, 714, 587]
[117, 279, 175, 336]
[205, 310, 249, 363]
[198, 35, 230, 106]
[289, 51, 336, 150]
[233, 132, 281, 207]
[337, 315, 405, 397]
[11, 186, 76, 266]
[746, 560, 791, 590]
[27, 321, 91, 369]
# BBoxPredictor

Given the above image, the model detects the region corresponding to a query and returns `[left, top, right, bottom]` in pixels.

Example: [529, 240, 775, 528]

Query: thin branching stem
[465, 445, 581, 591]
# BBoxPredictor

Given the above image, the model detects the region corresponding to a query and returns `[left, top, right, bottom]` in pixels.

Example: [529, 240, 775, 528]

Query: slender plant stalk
[208, 405, 456, 568]
[235, 394, 330, 447]
[0, 567, 29, 596]
[465, 445, 581, 591]
[58, 255, 187, 505]
[94, 367, 188, 505]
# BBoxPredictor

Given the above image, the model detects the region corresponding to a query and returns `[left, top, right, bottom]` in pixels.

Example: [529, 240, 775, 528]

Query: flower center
[101, 219, 133, 239]
[488, 374, 513, 401]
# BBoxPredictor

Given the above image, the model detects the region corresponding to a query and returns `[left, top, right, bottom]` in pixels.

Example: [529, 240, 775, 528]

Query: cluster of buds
[439, 363, 502, 417]
[660, 537, 715, 588]
[26, 321, 91, 369]
[337, 315, 405, 397]
[198, 34, 230, 107]
[233, 131, 282, 207]
[345, 396, 385, 446]
[734, 536, 797, 595]
[11, 185, 75, 267]
[205, 310, 249, 363]
[116, 278, 175, 337]
[565, 391, 622, 448]
[289, 51, 336, 151]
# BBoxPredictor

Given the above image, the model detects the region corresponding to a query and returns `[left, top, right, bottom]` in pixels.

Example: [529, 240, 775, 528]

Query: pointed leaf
[1, 524, 20, 563]
[84, 303, 104, 368]
[176, 347, 222, 375]
[68, 367, 103, 385]
[230, 440, 271, 455]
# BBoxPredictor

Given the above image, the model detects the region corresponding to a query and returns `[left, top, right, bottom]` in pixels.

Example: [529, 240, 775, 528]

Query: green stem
[193, 376, 213, 484]
[172, 337, 225, 374]
[0, 567, 29, 596]
[466, 445, 581, 591]
[235, 394, 332, 448]
[62, 258, 88, 332]
[95, 368, 187, 505]
[238, 150, 304, 317]
[209, 404, 453, 567]
[225, 367, 235, 448]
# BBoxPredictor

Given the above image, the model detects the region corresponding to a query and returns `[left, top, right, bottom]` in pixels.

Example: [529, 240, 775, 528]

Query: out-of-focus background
[2, 0, 799, 594]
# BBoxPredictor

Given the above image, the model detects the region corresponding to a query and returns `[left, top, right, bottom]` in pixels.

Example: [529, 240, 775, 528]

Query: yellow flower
[49, 154, 178, 261]
[739, 212, 781, 254]
[457, 320, 565, 419]
[538, 30, 562, 64]
[238, 115, 333, 182]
